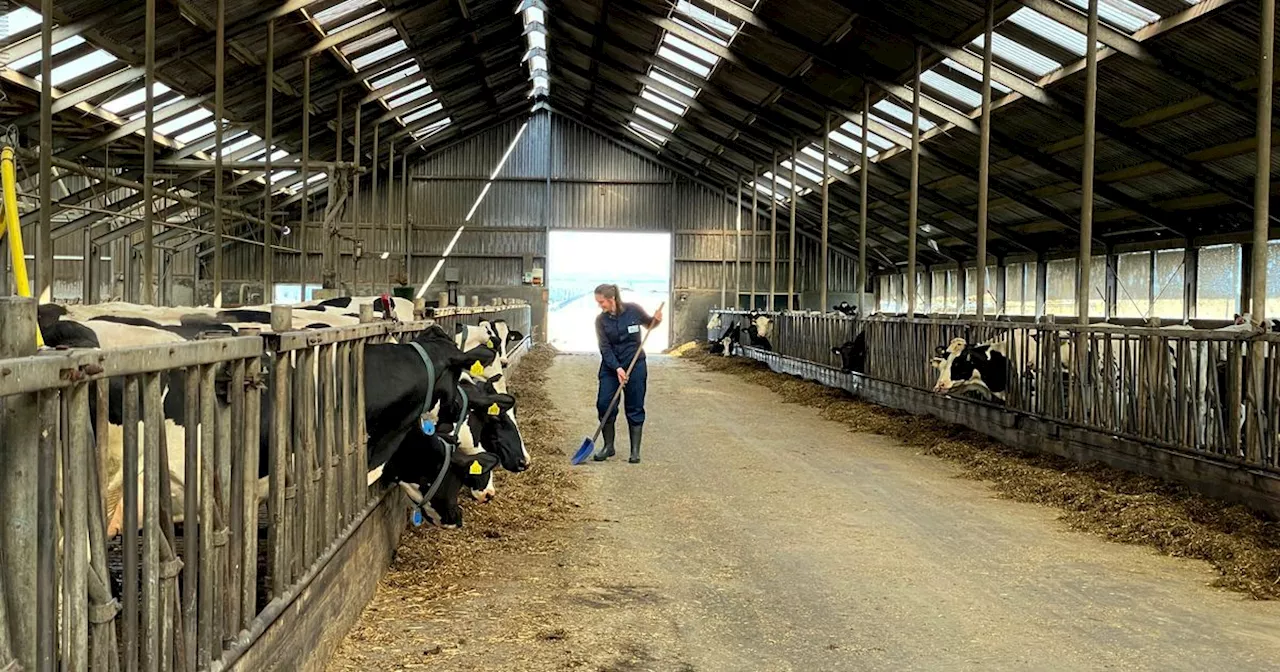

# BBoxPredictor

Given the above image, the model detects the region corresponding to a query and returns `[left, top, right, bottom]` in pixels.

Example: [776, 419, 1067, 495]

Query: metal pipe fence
[710, 310, 1280, 475]
[0, 299, 532, 671]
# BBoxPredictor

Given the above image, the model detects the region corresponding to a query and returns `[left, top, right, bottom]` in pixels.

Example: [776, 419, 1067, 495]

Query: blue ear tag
[419, 418, 436, 435]
[410, 509, 423, 527]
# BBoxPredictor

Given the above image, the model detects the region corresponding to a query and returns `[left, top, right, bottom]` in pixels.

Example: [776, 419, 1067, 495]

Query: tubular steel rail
[710, 310, 1280, 476]
[0, 299, 532, 672]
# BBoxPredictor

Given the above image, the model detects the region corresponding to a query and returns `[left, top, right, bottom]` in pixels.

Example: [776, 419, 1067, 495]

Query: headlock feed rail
[710, 310, 1280, 514]
[0, 298, 532, 672]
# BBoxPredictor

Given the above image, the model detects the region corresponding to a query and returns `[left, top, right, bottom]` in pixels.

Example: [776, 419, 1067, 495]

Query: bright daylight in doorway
[547, 231, 670, 353]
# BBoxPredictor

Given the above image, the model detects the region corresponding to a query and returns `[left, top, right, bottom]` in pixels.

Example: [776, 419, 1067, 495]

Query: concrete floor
[333, 353, 1280, 671]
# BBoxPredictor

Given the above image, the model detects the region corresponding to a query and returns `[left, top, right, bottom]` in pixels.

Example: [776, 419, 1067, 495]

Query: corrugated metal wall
[214, 111, 861, 299]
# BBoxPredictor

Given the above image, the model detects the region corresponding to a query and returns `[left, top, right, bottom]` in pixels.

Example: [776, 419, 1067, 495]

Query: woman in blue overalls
[592, 284, 662, 463]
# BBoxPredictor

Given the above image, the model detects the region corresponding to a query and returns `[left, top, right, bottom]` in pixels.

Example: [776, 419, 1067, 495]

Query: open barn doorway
[547, 230, 671, 353]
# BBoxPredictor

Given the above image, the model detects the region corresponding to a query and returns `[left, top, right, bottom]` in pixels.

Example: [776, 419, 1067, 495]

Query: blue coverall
[596, 302, 655, 426]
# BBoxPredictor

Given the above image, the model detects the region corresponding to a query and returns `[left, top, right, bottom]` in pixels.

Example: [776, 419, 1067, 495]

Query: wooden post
[995, 257, 1007, 314]
[907, 49, 922, 316]
[1105, 251, 1119, 319]
[1248, 0, 1275, 462]
[769, 152, 778, 311]
[787, 138, 798, 311]
[1183, 244, 1199, 320]
[268, 306, 291, 597]
[0, 298, 38, 670]
[213, 0, 225, 307]
[1079, 0, 1099, 326]
[36, 0, 53, 303]
[142, 0, 156, 304]
[1035, 255, 1048, 316]
[735, 179, 742, 309]
[820, 114, 831, 310]
[263, 19, 275, 300]
[750, 165, 758, 310]
[300, 56, 310, 287]
[976, 0, 994, 320]
[858, 91, 870, 317]
[720, 187, 728, 308]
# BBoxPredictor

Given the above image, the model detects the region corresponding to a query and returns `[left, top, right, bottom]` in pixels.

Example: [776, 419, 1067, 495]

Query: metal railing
[0, 299, 533, 672]
[710, 310, 1280, 475]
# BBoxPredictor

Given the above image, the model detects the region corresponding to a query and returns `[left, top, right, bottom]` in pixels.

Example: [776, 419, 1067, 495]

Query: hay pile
[329, 345, 580, 668]
[688, 348, 1280, 600]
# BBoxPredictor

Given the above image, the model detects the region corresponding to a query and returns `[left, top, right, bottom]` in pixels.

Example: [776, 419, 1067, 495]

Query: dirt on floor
[328, 349, 1280, 672]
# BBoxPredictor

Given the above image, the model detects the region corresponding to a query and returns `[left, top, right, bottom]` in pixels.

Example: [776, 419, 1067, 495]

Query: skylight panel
[9, 35, 84, 71]
[352, 40, 406, 70]
[340, 27, 397, 56]
[154, 108, 212, 135]
[832, 122, 895, 156]
[329, 7, 385, 34]
[782, 160, 824, 184]
[635, 106, 676, 131]
[102, 83, 173, 113]
[657, 45, 712, 78]
[972, 32, 1061, 77]
[413, 117, 451, 139]
[641, 88, 686, 115]
[1008, 8, 1086, 56]
[368, 61, 418, 88]
[649, 67, 698, 98]
[3, 7, 41, 36]
[672, 16, 729, 48]
[675, 1, 735, 39]
[402, 101, 444, 124]
[270, 170, 296, 185]
[386, 82, 433, 109]
[762, 172, 795, 192]
[126, 92, 185, 121]
[1060, 0, 1160, 33]
[627, 121, 667, 147]
[939, 58, 1012, 94]
[521, 1, 550, 97]
[920, 70, 981, 109]
[269, 148, 289, 162]
[220, 133, 260, 156]
[797, 148, 850, 174]
[175, 121, 217, 145]
[661, 33, 717, 67]
[46, 49, 115, 85]
[873, 99, 936, 131]
[313, 0, 378, 27]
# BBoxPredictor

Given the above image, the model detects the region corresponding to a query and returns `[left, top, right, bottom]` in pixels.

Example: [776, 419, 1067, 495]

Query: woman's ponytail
[594, 283, 623, 315]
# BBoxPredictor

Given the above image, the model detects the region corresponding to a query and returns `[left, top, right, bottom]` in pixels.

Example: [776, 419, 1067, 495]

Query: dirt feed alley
[329, 347, 1280, 672]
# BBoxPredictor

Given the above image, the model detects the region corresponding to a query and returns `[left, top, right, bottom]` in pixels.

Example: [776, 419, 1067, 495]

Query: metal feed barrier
[0, 299, 532, 672]
[711, 310, 1280, 477]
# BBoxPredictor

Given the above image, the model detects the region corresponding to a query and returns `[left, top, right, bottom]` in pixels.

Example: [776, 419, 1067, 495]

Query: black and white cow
[930, 335, 1046, 403]
[832, 302, 859, 317]
[709, 320, 740, 356]
[380, 431, 499, 528]
[832, 330, 867, 373]
[745, 314, 774, 351]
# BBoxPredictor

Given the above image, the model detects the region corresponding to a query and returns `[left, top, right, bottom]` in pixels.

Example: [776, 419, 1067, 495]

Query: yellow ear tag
[470, 361, 485, 376]
[487, 403, 501, 416]
[469, 461, 483, 475]
[487, 339, 495, 349]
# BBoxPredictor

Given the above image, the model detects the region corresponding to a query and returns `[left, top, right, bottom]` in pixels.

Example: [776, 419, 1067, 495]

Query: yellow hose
[2, 146, 45, 347]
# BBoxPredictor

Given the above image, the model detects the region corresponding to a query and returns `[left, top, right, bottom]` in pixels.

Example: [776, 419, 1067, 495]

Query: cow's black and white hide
[832, 331, 867, 373]
[745, 314, 773, 351]
[709, 320, 740, 356]
[379, 431, 500, 528]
